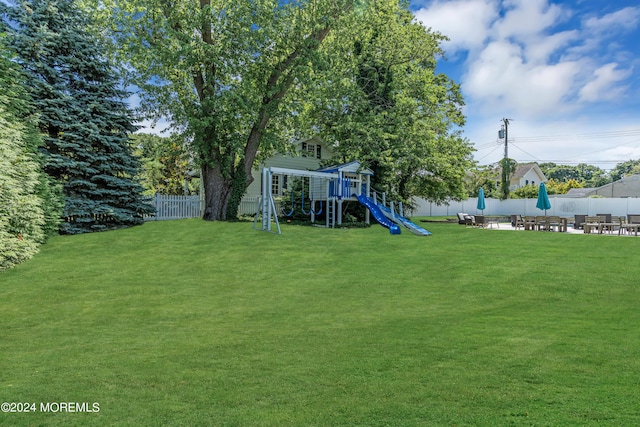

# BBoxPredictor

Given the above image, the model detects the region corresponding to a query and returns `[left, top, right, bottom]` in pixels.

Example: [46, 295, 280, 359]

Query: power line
[509, 129, 640, 143]
[475, 144, 502, 162]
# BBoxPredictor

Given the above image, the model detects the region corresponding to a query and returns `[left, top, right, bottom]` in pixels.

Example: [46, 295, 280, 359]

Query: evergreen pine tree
[2, 0, 153, 234]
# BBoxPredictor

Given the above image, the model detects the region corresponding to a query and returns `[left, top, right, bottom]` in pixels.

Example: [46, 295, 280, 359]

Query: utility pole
[499, 118, 511, 199]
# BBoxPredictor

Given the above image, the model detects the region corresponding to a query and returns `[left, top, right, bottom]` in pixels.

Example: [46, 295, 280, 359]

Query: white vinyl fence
[238, 196, 260, 216]
[146, 194, 204, 220]
[413, 197, 640, 218]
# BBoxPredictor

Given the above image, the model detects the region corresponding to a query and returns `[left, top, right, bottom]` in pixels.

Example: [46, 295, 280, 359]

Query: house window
[532, 181, 535, 186]
[272, 175, 280, 196]
[316, 145, 321, 159]
[307, 143, 315, 157]
[301, 142, 317, 157]
[525, 180, 529, 185]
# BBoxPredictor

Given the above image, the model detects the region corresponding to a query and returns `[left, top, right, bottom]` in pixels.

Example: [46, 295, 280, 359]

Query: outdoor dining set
[513, 214, 640, 235]
[457, 213, 640, 236]
[465, 184, 640, 235]
[574, 214, 640, 235]
[513, 215, 568, 232]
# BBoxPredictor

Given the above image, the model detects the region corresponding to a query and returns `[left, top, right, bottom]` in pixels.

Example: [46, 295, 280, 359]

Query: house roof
[494, 162, 547, 181]
[566, 188, 595, 197]
[513, 163, 538, 178]
[316, 161, 374, 176]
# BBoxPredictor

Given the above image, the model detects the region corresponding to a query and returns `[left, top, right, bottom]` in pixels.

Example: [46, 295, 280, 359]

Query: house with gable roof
[494, 162, 548, 191]
[243, 136, 334, 200]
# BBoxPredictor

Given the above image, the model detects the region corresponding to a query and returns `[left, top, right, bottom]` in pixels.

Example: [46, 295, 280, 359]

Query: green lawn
[2, 219, 640, 426]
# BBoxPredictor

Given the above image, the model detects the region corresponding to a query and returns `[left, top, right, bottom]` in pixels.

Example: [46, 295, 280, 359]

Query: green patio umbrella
[536, 182, 551, 215]
[477, 187, 486, 213]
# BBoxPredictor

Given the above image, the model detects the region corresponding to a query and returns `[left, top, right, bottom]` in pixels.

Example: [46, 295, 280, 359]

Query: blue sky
[410, 0, 640, 171]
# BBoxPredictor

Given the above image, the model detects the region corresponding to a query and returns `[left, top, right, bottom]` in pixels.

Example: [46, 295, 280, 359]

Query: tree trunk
[202, 163, 233, 221]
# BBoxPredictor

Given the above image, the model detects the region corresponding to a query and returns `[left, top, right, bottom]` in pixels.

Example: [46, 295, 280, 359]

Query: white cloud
[413, 1, 640, 168]
[413, 0, 498, 54]
[464, 40, 582, 116]
[579, 63, 632, 102]
[583, 7, 640, 34]
[416, 1, 638, 120]
[495, 0, 566, 42]
[524, 30, 579, 63]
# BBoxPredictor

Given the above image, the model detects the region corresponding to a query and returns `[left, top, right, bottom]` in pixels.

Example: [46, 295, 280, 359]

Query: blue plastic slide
[376, 203, 432, 236]
[355, 194, 401, 235]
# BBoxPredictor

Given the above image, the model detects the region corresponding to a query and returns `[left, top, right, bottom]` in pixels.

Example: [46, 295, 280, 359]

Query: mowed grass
[2, 219, 640, 426]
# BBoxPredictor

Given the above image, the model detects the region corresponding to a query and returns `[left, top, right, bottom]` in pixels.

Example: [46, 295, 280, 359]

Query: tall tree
[539, 162, 608, 188]
[298, 0, 474, 205]
[0, 35, 57, 269]
[131, 133, 198, 196]
[2, 0, 153, 234]
[0, 32, 63, 239]
[0, 106, 44, 270]
[98, 0, 374, 220]
[609, 160, 640, 182]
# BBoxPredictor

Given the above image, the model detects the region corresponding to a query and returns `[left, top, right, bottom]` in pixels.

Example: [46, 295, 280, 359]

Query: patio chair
[627, 214, 640, 224]
[611, 216, 626, 235]
[583, 216, 602, 234]
[457, 212, 471, 225]
[523, 216, 536, 231]
[547, 215, 562, 232]
[534, 216, 549, 231]
[573, 214, 586, 230]
[473, 215, 487, 228]
[596, 213, 612, 232]
[621, 216, 640, 236]
[511, 214, 525, 230]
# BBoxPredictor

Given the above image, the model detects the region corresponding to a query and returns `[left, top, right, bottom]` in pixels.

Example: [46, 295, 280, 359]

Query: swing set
[255, 164, 373, 234]
[280, 177, 323, 217]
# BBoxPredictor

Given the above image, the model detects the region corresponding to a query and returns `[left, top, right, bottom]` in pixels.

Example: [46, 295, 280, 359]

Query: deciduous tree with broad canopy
[98, 0, 472, 220]
[298, 1, 474, 205]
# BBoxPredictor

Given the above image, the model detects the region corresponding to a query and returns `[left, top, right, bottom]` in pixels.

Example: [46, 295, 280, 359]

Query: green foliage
[609, 159, 640, 182]
[510, 178, 582, 199]
[465, 164, 500, 198]
[0, 108, 45, 270]
[298, 0, 474, 206]
[225, 165, 247, 221]
[545, 178, 582, 195]
[131, 133, 198, 195]
[499, 158, 518, 199]
[510, 183, 539, 199]
[0, 34, 61, 269]
[95, 0, 470, 219]
[96, 0, 360, 220]
[3, 0, 154, 234]
[539, 162, 608, 188]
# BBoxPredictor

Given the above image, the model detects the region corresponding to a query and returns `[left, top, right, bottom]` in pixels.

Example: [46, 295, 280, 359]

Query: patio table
[620, 223, 640, 236]
[598, 223, 619, 234]
[583, 222, 601, 234]
[545, 217, 568, 232]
